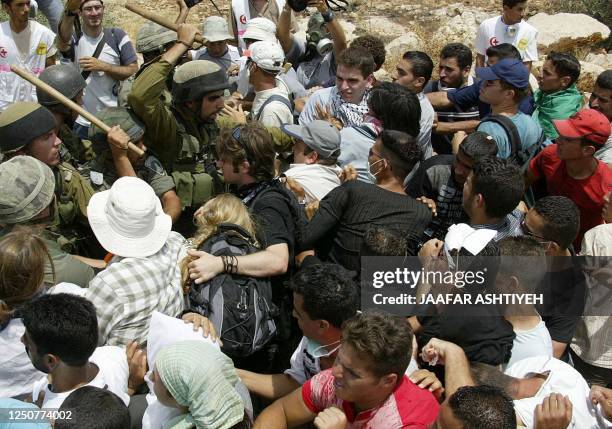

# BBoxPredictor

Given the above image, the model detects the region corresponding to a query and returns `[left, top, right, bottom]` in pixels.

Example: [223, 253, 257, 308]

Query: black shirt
[299, 180, 432, 272]
[406, 155, 468, 240]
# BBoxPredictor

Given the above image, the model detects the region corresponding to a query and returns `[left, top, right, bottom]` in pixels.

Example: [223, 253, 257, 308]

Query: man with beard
[591, 70, 612, 164]
[129, 23, 231, 225]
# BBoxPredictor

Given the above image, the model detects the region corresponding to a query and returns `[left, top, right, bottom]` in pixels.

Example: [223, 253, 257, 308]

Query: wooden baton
[11, 65, 145, 157]
[124, 3, 206, 45]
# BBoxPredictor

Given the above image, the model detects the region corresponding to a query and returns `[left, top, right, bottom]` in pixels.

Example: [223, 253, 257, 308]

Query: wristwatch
[321, 9, 334, 23]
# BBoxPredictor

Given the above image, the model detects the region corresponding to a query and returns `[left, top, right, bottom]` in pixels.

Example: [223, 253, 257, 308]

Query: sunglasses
[232, 126, 256, 164]
[520, 218, 554, 246]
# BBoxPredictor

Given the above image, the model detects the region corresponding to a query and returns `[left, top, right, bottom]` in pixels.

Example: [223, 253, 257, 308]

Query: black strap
[81, 31, 108, 81]
[255, 94, 293, 122]
[480, 114, 521, 162]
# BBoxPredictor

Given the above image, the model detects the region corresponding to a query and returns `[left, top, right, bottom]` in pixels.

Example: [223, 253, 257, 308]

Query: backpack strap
[81, 31, 108, 80]
[217, 223, 257, 243]
[353, 124, 378, 140]
[255, 94, 293, 122]
[480, 114, 521, 162]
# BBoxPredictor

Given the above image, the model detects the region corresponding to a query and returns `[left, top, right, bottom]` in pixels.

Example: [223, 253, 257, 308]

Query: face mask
[306, 338, 341, 359]
[368, 158, 385, 177]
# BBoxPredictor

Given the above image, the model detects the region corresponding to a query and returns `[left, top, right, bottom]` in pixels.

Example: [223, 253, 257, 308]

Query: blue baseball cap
[476, 58, 530, 89]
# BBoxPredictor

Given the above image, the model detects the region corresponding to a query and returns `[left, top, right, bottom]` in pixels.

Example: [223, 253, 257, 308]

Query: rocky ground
[105, 0, 610, 91]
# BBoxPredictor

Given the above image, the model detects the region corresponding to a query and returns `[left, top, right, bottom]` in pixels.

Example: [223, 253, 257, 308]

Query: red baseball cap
[553, 109, 611, 146]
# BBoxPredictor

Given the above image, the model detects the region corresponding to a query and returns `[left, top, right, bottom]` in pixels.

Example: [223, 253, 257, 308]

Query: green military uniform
[58, 123, 94, 166]
[0, 156, 95, 287]
[129, 59, 228, 209]
[85, 106, 177, 199]
[0, 102, 97, 254]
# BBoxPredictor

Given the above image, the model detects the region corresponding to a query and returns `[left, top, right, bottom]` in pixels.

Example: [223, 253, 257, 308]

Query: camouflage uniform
[118, 22, 175, 109]
[0, 156, 94, 287]
[0, 102, 96, 254]
[85, 106, 177, 199]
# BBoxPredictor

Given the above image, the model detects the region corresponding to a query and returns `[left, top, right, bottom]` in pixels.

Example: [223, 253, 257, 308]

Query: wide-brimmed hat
[202, 16, 233, 42]
[242, 17, 276, 42]
[87, 177, 171, 258]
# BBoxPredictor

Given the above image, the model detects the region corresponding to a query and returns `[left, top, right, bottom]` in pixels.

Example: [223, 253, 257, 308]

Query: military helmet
[37, 65, 86, 110]
[0, 102, 56, 154]
[136, 22, 176, 54]
[172, 60, 230, 104]
[0, 156, 55, 224]
[89, 107, 146, 154]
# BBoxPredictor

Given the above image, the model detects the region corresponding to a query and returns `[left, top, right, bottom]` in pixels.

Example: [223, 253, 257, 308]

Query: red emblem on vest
[240, 14, 247, 24]
[0, 47, 7, 58]
[489, 36, 499, 46]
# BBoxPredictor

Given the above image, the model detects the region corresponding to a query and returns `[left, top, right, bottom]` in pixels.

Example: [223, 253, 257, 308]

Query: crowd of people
[0, 0, 611, 426]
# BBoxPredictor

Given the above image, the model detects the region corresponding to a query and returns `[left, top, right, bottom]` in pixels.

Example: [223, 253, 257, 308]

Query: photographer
[278, 0, 347, 89]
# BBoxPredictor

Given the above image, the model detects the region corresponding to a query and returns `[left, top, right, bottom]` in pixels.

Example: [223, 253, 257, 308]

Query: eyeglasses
[232, 126, 256, 164]
[520, 218, 554, 246]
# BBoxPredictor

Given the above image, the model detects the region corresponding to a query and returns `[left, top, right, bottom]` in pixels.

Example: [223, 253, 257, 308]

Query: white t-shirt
[417, 91, 434, 160]
[0, 283, 86, 398]
[505, 356, 608, 428]
[505, 318, 553, 369]
[190, 45, 241, 74]
[474, 16, 538, 62]
[31, 346, 130, 408]
[251, 86, 293, 127]
[284, 163, 342, 204]
[74, 29, 137, 127]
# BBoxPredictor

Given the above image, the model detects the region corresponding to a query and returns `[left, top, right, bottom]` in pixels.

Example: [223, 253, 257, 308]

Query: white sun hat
[87, 176, 172, 258]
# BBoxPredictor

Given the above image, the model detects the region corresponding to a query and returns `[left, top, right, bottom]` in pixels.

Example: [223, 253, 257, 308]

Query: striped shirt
[86, 232, 187, 346]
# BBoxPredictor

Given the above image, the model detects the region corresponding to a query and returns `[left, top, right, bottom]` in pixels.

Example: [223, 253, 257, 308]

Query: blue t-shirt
[476, 112, 543, 159]
[448, 80, 534, 118]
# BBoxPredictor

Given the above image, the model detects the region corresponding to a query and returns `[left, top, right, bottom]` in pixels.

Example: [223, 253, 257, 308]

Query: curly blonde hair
[180, 194, 259, 290]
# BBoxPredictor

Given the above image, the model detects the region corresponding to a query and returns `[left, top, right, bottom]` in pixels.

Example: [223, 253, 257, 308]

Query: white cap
[87, 177, 172, 258]
[249, 40, 285, 72]
[242, 17, 277, 42]
[202, 16, 233, 42]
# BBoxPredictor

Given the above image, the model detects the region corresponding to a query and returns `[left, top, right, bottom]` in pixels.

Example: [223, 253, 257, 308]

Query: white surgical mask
[306, 338, 341, 359]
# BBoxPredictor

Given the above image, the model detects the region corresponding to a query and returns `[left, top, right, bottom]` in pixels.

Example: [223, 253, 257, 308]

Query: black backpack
[187, 223, 278, 358]
[480, 114, 546, 171]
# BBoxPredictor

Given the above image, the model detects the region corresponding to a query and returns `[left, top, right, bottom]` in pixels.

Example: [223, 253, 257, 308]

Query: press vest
[231, 0, 285, 50]
[0, 21, 55, 111]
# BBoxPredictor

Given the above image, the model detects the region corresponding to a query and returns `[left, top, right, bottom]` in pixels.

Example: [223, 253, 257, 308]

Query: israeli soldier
[0, 156, 95, 287]
[86, 106, 182, 222]
[128, 23, 230, 220]
[37, 64, 93, 165]
[129, 23, 293, 220]
[0, 102, 96, 253]
[118, 22, 176, 108]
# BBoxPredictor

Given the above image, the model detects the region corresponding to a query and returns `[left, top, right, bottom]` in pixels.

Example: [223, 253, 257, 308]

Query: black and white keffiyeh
[330, 86, 371, 127]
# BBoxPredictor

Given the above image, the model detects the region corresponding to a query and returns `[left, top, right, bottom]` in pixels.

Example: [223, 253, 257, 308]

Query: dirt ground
[107, 0, 552, 44]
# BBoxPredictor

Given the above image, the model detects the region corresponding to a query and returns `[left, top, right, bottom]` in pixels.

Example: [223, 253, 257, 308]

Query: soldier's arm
[128, 60, 179, 166]
[216, 116, 294, 153]
[161, 190, 182, 223]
